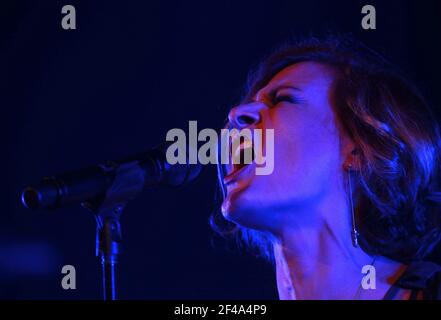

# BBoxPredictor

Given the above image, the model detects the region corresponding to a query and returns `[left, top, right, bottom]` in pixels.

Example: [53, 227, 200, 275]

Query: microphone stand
[82, 161, 145, 300]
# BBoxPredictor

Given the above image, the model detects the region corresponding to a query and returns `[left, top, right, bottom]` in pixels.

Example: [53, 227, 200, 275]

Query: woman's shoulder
[394, 260, 441, 300]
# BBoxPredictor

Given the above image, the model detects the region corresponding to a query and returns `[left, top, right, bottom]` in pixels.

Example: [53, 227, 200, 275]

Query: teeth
[232, 140, 253, 165]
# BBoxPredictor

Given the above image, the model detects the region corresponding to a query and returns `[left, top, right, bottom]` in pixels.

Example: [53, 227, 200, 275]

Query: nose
[227, 102, 265, 129]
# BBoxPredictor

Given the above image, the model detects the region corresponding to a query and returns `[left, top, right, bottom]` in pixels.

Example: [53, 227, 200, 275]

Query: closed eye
[274, 94, 302, 104]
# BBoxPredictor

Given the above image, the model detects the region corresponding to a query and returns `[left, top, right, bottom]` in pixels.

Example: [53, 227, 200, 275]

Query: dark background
[0, 0, 440, 299]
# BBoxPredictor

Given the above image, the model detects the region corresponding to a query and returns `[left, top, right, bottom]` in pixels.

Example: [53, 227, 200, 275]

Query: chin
[221, 195, 241, 222]
[221, 193, 270, 231]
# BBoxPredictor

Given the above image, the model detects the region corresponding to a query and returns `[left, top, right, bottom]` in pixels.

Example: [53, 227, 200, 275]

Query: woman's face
[221, 62, 353, 232]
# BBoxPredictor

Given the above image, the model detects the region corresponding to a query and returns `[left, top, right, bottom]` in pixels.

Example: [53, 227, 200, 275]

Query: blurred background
[0, 0, 440, 299]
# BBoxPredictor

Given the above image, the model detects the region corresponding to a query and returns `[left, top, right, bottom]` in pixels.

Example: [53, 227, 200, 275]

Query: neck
[270, 195, 405, 299]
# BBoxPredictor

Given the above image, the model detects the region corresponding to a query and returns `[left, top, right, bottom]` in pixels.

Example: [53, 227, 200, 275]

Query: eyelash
[274, 94, 300, 104]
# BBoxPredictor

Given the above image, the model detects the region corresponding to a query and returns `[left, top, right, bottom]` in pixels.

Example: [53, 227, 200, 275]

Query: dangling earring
[347, 163, 359, 248]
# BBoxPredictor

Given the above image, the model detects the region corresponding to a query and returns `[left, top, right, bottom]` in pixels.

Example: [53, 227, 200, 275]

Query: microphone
[21, 143, 202, 210]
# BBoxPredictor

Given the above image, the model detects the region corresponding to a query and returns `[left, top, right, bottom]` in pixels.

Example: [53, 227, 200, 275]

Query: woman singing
[212, 35, 441, 300]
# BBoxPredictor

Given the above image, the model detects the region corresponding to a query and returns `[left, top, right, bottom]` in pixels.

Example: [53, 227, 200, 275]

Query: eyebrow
[272, 84, 302, 92]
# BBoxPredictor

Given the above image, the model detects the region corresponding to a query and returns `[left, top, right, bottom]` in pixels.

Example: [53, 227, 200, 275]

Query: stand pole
[96, 216, 122, 300]
[103, 260, 116, 300]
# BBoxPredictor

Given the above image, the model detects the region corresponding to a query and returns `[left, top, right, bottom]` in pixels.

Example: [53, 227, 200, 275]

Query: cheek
[269, 107, 342, 196]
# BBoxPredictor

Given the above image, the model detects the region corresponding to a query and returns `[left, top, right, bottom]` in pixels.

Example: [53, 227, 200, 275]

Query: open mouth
[223, 139, 255, 184]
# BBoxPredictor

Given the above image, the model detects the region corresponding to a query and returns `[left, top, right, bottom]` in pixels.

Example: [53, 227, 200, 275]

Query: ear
[341, 136, 360, 171]
[343, 149, 361, 171]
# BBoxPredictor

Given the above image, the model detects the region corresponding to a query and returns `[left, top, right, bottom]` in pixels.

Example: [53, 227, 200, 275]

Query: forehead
[255, 62, 336, 98]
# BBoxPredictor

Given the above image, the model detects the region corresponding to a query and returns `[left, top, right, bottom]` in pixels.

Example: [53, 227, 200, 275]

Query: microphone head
[21, 187, 39, 210]
[21, 181, 59, 210]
